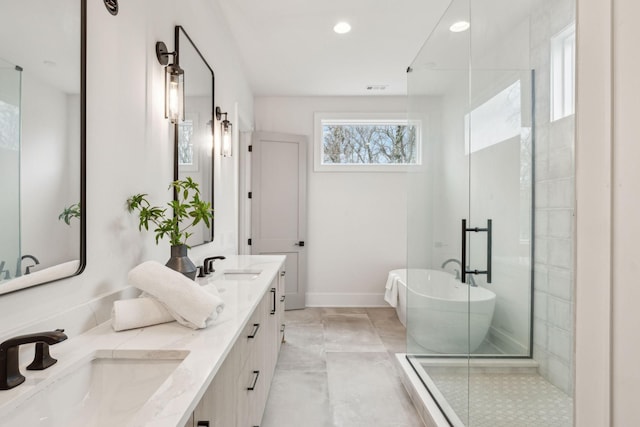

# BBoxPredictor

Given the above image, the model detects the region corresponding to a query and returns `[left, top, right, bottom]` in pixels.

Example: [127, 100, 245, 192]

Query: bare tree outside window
[322, 121, 418, 165]
[178, 120, 194, 165]
[0, 101, 19, 150]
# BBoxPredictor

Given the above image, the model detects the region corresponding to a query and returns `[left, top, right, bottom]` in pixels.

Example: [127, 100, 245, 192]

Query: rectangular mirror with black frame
[174, 25, 215, 245]
[0, 0, 86, 295]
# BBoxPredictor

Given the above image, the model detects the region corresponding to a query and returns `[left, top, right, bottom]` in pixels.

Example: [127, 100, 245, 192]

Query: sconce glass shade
[165, 64, 184, 123]
[221, 119, 232, 157]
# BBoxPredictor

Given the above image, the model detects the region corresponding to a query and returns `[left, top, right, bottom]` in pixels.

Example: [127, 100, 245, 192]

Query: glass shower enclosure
[405, 0, 575, 425]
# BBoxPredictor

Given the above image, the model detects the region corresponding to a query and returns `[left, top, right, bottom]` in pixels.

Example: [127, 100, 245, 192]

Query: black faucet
[0, 329, 67, 390]
[203, 256, 226, 275]
[16, 255, 40, 277]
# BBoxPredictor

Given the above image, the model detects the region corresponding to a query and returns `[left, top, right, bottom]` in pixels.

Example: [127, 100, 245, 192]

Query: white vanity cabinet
[188, 268, 286, 427]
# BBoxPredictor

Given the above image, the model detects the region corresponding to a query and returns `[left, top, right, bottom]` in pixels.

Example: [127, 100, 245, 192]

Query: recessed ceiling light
[449, 21, 470, 33]
[333, 22, 351, 34]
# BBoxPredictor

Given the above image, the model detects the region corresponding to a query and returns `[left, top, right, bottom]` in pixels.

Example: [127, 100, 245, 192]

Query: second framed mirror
[174, 25, 214, 245]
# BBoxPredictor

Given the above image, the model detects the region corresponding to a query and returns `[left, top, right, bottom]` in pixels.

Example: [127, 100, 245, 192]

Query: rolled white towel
[111, 297, 175, 332]
[140, 285, 225, 329]
[128, 261, 225, 329]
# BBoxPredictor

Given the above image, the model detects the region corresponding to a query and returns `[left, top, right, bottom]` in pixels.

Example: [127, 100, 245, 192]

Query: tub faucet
[441, 258, 462, 280]
[16, 254, 40, 277]
[466, 273, 478, 287]
[440, 258, 477, 287]
[0, 329, 67, 390]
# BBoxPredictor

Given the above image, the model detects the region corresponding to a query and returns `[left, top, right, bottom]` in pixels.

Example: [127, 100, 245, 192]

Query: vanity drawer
[237, 292, 269, 367]
[237, 344, 268, 427]
[192, 345, 240, 427]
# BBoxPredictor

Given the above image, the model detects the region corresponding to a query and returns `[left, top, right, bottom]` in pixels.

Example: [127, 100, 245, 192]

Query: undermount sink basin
[0, 349, 188, 426]
[222, 269, 262, 280]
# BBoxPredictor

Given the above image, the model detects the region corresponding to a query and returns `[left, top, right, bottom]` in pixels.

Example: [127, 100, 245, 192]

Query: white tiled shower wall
[531, 0, 575, 396]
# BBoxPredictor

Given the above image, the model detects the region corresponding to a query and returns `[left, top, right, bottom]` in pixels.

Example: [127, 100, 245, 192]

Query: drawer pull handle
[196, 422, 210, 427]
[270, 288, 276, 315]
[248, 370, 260, 391]
[248, 323, 260, 339]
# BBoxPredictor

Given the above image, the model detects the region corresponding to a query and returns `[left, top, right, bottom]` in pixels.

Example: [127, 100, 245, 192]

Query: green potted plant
[126, 177, 213, 279]
[59, 202, 81, 225]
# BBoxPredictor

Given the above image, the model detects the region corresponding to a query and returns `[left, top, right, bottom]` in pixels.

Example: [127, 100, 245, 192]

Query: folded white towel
[384, 272, 400, 308]
[111, 297, 175, 332]
[128, 261, 225, 329]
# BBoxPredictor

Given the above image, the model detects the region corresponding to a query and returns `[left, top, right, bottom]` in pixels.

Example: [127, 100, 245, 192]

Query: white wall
[0, 0, 252, 337]
[611, 1, 640, 423]
[254, 96, 412, 306]
[575, 0, 640, 425]
[406, 95, 441, 276]
[575, 0, 612, 422]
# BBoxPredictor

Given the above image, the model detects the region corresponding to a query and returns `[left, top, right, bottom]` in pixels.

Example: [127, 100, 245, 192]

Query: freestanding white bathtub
[391, 268, 496, 354]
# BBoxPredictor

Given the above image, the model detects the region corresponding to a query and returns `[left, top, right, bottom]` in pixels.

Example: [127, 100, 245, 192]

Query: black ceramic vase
[166, 244, 197, 280]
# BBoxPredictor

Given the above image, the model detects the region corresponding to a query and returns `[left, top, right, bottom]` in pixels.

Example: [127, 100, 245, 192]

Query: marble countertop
[0, 255, 286, 427]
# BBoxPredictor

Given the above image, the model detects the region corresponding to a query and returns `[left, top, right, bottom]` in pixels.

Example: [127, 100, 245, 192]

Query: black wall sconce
[156, 41, 184, 124]
[103, 0, 118, 15]
[216, 106, 233, 157]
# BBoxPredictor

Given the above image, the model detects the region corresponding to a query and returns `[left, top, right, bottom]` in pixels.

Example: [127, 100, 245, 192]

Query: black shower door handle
[461, 219, 492, 284]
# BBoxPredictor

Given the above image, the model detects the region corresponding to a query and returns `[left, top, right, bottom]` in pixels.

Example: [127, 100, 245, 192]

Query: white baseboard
[488, 326, 528, 355]
[305, 292, 389, 307]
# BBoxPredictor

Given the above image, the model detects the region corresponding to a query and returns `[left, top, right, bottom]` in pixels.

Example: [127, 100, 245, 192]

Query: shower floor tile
[426, 368, 572, 427]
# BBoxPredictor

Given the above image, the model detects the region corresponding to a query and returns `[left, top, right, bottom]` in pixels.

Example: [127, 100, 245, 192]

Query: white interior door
[251, 132, 307, 309]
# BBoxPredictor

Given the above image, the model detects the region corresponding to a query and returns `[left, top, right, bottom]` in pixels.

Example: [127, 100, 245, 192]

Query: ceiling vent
[366, 85, 388, 91]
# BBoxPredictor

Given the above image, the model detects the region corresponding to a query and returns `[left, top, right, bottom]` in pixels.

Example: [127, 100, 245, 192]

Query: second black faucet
[202, 256, 226, 275]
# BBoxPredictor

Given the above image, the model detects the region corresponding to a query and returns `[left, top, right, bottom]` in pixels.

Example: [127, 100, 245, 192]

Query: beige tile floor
[261, 308, 424, 427]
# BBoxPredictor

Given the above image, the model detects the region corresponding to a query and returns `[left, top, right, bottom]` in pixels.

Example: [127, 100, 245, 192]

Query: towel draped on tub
[384, 271, 401, 307]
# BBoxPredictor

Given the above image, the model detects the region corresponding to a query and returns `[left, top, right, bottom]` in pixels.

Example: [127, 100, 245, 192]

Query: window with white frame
[550, 23, 575, 122]
[314, 112, 421, 171]
[178, 119, 194, 165]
